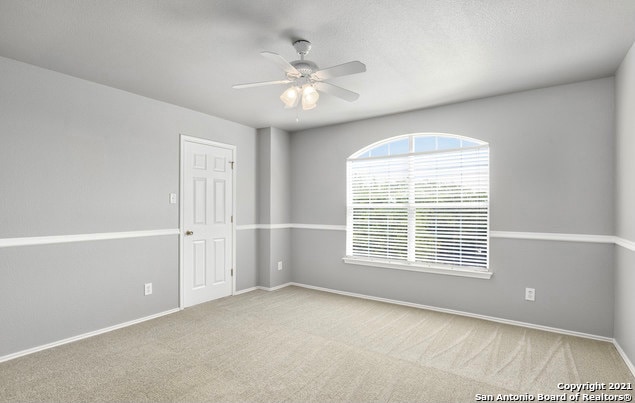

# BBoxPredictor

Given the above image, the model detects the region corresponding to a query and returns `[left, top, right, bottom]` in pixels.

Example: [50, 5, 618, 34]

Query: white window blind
[346, 137, 489, 271]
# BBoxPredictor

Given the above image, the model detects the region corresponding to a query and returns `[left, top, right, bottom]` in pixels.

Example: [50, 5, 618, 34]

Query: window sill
[342, 257, 493, 279]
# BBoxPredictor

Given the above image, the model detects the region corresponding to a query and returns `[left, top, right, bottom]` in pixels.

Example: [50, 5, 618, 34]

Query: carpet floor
[1, 286, 633, 402]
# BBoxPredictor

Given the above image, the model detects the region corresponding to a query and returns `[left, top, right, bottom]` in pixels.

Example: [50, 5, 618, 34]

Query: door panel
[213, 238, 226, 284]
[193, 240, 207, 288]
[182, 139, 233, 307]
[193, 178, 207, 224]
[214, 179, 225, 223]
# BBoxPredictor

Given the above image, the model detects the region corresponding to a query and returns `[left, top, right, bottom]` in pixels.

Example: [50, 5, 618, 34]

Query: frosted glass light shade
[280, 86, 299, 108]
[301, 85, 319, 110]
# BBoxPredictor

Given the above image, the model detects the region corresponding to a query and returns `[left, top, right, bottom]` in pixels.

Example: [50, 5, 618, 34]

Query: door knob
[185, 230, 194, 236]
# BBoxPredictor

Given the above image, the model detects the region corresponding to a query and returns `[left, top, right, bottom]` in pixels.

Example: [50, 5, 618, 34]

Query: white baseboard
[0, 308, 180, 363]
[234, 284, 291, 294]
[256, 282, 293, 292]
[614, 340, 635, 378]
[234, 286, 258, 295]
[253, 282, 613, 342]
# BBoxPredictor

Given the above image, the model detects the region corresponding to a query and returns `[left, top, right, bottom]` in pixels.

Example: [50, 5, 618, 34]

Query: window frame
[343, 133, 492, 280]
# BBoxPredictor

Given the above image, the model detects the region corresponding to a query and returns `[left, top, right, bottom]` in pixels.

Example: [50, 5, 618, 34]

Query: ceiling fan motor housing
[290, 40, 318, 77]
[290, 60, 319, 77]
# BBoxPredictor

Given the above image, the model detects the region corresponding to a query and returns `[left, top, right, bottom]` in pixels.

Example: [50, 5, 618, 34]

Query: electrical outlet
[169, 193, 177, 204]
[525, 287, 535, 301]
[144, 283, 153, 296]
[277, 261, 283, 271]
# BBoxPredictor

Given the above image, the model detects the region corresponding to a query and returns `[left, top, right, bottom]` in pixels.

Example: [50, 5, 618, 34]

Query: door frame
[179, 134, 236, 309]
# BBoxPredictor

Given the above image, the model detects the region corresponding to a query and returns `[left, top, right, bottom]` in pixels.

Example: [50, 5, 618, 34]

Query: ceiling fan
[232, 40, 366, 110]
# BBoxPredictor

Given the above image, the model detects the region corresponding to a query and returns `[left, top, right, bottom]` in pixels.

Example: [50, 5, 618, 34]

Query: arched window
[345, 133, 490, 277]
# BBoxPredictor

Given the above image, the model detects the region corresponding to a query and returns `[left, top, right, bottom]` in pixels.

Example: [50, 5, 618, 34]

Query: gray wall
[291, 78, 614, 235]
[236, 229, 258, 291]
[256, 128, 272, 287]
[257, 128, 272, 225]
[290, 231, 614, 336]
[615, 41, 635, 365]
[254, 127, 292, 288]
[290, 78, 616, 337]
[269, 128, 292, 287]
[614, 247, 635, 363]
[0, 56, 258, 357]
[0, 237, 177, 356]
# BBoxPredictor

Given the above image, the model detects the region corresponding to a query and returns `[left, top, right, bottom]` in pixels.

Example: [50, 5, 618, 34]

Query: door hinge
[229, 161, 234, 169]
[231, 268, 234, 276]
[231, 215, 233, 223]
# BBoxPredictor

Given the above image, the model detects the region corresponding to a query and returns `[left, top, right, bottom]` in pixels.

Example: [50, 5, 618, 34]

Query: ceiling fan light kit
[280, 86, 299, 108]
[301, 85, 319, 110]
[280, 82, 320, 110]
[233, 39, 366, 112]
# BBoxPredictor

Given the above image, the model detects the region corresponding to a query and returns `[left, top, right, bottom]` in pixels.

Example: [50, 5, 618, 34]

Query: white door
[181, 137, 234, 307]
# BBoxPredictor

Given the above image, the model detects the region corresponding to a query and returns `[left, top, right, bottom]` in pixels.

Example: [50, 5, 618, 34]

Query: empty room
[1, 1, 635, 402]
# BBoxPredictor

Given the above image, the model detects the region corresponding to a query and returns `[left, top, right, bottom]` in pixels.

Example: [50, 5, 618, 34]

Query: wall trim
[235, 224, 291, 230]
[615, 236, 635, 252]
[254, 282, 613, 342]
[236, 224, 635, 250]
[234, 284, 293, 293]
[236, 223, 345, 231]
[0, 229, 180, 248]
[267, 224, 293, 229]
[257, 283, 293, 292]
[290, 223, 347, 231]
[234, 286, 258, 295]
[235, 224, 265, 230]
[13, 225, 619, 251]
[236, 224, 621, 243]
[614, 340, 635, 378]
[0, 308, 180, 363]
[490, 231, 615, 244]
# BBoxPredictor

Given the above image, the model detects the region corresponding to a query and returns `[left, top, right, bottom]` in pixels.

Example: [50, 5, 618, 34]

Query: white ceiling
[1, 1, 634, 132]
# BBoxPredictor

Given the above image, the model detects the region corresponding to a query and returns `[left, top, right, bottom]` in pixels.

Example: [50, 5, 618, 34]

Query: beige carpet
[1, 286, 633, 402]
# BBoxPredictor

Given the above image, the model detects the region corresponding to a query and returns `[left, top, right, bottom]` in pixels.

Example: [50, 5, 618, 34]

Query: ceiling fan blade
[315, 82, 360, 102]
[312, 61, 366, 81]
[232, 79, 292, 89]
[260, 51, 301, 77]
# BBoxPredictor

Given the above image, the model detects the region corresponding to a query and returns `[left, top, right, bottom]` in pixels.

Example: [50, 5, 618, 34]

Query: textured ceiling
[0, 1, 634, 131]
